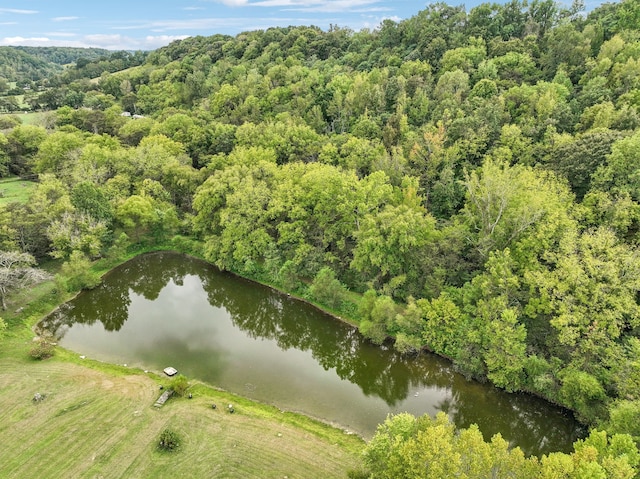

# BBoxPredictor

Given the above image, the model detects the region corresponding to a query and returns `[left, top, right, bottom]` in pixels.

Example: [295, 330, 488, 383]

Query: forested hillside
[12, 46, 112, 66]
[2, 0, 640, 474]
[0, 48, 147, 113]
[0, 46, 118, 85]
[0, 47, 61, 84]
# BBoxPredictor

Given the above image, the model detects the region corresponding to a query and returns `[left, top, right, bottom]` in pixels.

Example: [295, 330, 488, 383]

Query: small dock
[163, 367, 178, 376]
[154, 389, 173, 407]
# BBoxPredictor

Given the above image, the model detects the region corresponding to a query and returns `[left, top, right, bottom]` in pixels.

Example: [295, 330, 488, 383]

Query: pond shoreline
[168, 249, 583, 430]
[37, 249, 584, 456]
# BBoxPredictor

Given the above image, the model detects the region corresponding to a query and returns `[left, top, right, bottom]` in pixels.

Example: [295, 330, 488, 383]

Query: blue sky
[0, 0, 593, 51]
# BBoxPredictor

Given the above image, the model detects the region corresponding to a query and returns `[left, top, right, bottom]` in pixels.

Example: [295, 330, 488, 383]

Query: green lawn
[0, 177, 36, 205]
[0, 336, 363, 479]
[17, 111, 48, 125]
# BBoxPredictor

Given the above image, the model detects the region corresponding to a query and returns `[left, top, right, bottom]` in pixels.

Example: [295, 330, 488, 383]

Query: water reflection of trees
[41, 279, 131, 335]
[441, 382, 584, 455]
[42, 252, 192, 335]
[41, 252, 581, 455]
[200, 271, 444, 405]
[197, 255, 582, 455]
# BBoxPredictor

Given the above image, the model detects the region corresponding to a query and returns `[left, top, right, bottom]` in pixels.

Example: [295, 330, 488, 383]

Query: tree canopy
[2, 0, 640, 473]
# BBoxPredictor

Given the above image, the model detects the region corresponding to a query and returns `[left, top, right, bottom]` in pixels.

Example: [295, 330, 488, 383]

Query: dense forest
[2, 0, 640, 475]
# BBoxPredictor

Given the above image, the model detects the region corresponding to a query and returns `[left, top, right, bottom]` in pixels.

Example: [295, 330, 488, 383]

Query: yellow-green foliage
[361, 413, 640, 479]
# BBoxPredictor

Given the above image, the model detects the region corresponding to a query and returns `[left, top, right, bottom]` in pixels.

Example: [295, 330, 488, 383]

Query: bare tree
[0, 251, 51, 311]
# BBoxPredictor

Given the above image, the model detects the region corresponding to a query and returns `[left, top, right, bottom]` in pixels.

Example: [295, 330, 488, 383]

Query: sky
[0, 0, 594, 51]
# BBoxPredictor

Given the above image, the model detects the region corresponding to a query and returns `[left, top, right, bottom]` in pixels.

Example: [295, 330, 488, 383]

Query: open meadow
[0, 178, 37, 205]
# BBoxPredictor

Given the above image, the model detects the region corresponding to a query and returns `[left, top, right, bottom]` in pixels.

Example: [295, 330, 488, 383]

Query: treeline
[1, 0, 640, 457]
[20, 50, 149, 111]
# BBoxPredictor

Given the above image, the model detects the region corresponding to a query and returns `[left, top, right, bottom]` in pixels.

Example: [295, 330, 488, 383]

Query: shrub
[309, 267, 346, 310]
[59, 251, 100, 292]
[158, 428, 180, 452]
[29, 333, 55, 360]
[169, 374, 190, 397]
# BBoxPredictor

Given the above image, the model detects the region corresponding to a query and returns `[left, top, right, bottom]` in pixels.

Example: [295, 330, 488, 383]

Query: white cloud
[52, 16, 80, 22]
[213, 0, 381, 11]
[217, 0, 250, 5]
[183, 6, 206, 10]
[84, 33, 190, 50]
[361, 14, 399, 29]
[0, 22, 18, 25]
[0, 33, 189, 50]
[0, 8, 38, 14]
[142, 35, 191, 49]
[0, 36, 57, 46]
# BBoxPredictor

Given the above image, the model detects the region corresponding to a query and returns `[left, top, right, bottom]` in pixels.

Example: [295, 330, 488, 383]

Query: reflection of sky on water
[46, 252, 582, 455]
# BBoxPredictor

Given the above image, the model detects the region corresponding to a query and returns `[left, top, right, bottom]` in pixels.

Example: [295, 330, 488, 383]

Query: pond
[41, 251, 583, 456]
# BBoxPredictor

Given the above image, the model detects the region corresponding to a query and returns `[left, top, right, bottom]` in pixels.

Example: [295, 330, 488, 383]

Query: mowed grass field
[17, 111, 48, 125]
[0, 178, 36, 205]
[0, 336, 364, 479]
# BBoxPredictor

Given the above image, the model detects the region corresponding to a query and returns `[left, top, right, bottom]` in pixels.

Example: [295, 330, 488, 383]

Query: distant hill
[13, 46, 112, 66]
[0, 47, 60, 84]
[0, 46, 113, 84]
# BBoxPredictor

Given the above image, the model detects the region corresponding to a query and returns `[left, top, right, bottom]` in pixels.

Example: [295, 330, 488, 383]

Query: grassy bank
[0, 338, 363, 478]
[0, 248, 364, 478]
[0, 177, 37, 206]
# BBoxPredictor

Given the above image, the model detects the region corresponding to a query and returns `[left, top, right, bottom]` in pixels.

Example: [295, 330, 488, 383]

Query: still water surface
[42, 252, 583, 456]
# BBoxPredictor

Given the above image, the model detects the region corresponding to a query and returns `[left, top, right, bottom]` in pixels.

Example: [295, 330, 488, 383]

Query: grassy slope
[0, 333, 363, 479]
[0, 178, 37, 205]
[17, 112, 48, 125]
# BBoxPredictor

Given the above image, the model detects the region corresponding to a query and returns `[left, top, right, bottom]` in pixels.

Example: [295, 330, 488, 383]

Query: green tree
[558, 368, 607, 423]
[57, 250, 100, 292]
[462, 159, 573, 262]
[46, 212, 109, 260]
[606, 400, 640, 442]
[70, 182, 113, 222]
[0, 134, 10, 177]
[116, 194, 178, 244]
[117, 117, 155, 146]
[591, 131, 640, 201]
[527, 227, 640, 395]
[309, 267, 346, 310]
[32, 130, 85, 181]
[359, 294, 396, 344]
[362, 412, 534, 479]
[484, 308, 527, 391]
[546, 128, 622, 199]
[169, 374, 190, 397]
[361, 413, 639, 479]
[5, 124, 47, 176]
[351, 183, 437, 300]
[421, 292, 463, 358]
